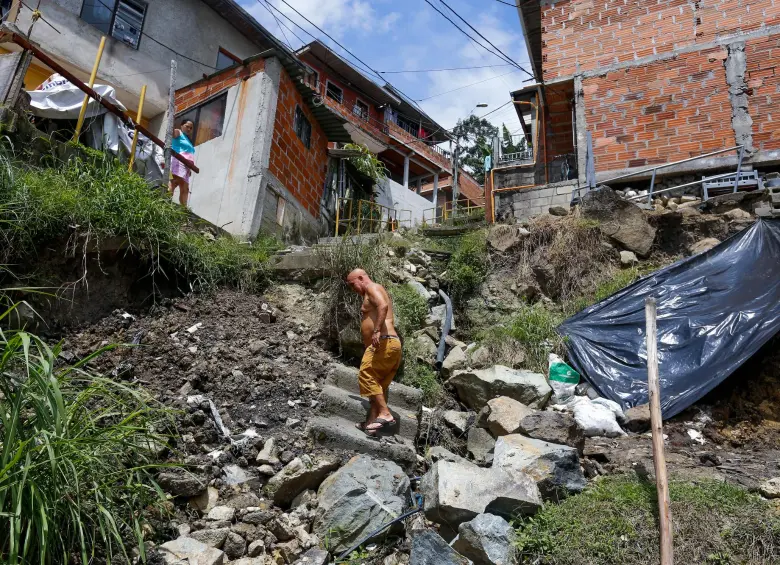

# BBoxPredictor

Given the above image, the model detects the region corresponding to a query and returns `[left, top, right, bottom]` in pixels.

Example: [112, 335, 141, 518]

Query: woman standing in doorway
[169, 119, 196, 207]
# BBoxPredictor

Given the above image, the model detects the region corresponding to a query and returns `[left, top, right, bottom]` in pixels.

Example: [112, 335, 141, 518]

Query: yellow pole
[73, 36, 107, 142]
[128, 85, 147, 171]
[334, 198, 342, 237]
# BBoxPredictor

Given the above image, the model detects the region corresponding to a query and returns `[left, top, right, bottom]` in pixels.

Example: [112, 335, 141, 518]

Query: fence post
[128, 84, 147, 171]
[73, 36, 106, 142]
[164, 59, 177, 181]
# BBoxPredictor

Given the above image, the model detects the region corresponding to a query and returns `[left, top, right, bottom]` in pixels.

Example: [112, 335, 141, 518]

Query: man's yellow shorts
[358, 338, 402, 397]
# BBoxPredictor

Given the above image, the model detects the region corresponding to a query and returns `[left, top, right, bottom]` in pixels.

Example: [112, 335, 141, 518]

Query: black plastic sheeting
[559, 219, 780, 419]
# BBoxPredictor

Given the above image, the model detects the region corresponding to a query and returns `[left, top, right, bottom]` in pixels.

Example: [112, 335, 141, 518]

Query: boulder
[420, 460, 542, 527]
[549, 205, 568, 217]
[759, 477, 780, 499]
[493, 435, 586, 500]
[452, 513, 516, 565]
[518, 411, 585, 452]
[442, 410, 472, 435]
[256, 438, 279, 465]
[157, 469, 206, 498]
[190, 527, 230, 548]
[314, 455, 410, 553]
[448, 366, 552, 411]
[428, 446, 468, 464]
[688, 237, 720, 255]
[469, 346, 492, 368]
[619, 250, 638, 266]
[487, 225, 523, 252]
[413, 334, 437, 365]
[266, 456, 339, 508]
[158, 537, 225, 565]
[581, 187, 656, 256]
[623, 404, 651, 433]
[723, 208, 752, 221]
[483, 396, 534, 437]
[467, 426, 496, 464]
[223, 531, 247, 559]
[410, 530, 469, 565]
[441, 346, 467, 378]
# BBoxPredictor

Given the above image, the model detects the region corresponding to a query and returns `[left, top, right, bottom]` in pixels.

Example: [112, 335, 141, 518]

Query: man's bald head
[346, 268, 372, 295]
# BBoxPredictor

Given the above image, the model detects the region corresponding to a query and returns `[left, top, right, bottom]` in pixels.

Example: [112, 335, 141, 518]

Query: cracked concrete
[724, 42, 754, 155]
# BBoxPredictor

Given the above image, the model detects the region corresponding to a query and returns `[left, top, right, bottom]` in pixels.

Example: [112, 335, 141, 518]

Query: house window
[353, 99, 369, 122]
[216, 47, 241, 70]
[293, 105, 311, 149]
[176, 93, 228, 146]
[325, 81, 343, 104]
[80, 0, 147, 49]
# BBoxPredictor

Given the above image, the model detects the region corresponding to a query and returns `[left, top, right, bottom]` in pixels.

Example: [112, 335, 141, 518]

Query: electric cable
[415, 68, 519, 101]
[378, 63, 514, 74]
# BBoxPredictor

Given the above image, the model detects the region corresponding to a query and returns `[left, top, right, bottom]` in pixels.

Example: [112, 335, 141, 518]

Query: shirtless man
[346, 268, 402, 436]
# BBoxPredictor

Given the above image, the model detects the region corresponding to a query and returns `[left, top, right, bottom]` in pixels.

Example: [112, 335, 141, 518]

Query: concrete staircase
[308, 363, 423, 471]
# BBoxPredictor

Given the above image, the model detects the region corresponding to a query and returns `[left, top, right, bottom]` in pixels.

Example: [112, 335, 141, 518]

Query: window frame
[175, 92, 228, 147]
[80, 0, 148, 50]
[293, 104, 312, 150]
[325, 80, 343, 104]
[216, 47, 242, 70]
[353, 98, 370, 122]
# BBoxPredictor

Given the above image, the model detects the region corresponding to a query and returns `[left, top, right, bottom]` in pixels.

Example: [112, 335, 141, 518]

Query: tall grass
[0, 304, 173, 564]
[443, 230, 489, 308]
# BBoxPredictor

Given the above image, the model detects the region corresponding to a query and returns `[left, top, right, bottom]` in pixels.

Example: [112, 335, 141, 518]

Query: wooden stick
[164, 59, 177, 179]
[645, 297, 674, 565]
[128, 84, 147, 171]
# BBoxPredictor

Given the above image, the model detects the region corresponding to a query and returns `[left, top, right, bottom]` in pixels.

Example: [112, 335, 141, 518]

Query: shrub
[0, 306, 173, 564]
[515, 475, 780, 565]
[388, 284, 428, 339]
[444, 230, 489, 307]
[396, 339, 444, 406]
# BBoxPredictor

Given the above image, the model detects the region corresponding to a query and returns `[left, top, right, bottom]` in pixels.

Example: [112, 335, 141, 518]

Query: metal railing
[598, 145, 745, 203]
[499, 147, 534, 164]
[333, 198, 411, 237]
[422, 199, 485, 226]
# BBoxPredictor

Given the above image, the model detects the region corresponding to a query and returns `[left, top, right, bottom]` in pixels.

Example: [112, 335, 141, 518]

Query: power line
[258, 0, 293, 49]
[260, 0, 307, 46]
[437, 0, 534, 79]
[379, 63, 514, 74]
[415, 69, 519, 101]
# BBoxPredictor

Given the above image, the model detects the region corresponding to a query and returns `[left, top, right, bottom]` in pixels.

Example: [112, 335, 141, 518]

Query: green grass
[443, 229, 489, 308]
[515, 475, 780, 565]
[396, 339, 443, 406]
[388, 284, 429, 339]
[0, 147, 279, 293]
[0, 304, 173, 564]
[566, 267, 641, 315]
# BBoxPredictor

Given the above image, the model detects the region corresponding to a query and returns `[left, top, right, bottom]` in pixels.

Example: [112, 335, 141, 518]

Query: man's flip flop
[355, 422, 367, 431]
[364, 417, 396, 437]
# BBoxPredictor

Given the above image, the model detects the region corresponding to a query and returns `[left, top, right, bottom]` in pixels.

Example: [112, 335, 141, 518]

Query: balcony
[386, 121, 452, 172]
[498, 146, 534, 166]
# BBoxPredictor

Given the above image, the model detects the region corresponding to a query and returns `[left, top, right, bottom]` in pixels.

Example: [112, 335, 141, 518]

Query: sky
[238, 0, 533, 142]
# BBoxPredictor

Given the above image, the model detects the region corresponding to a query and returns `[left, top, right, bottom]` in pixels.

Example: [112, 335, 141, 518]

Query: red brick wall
[268, 69, 329, 218]
[746, 36, 780, 152]
[176, 59, 266, 112]
[542, 0, 780, 81]
[582, 48, 735, 171]
[544, 83, 575, 165]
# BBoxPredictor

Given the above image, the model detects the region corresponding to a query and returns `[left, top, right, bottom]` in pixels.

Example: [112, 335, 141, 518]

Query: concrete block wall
[496, 182, 576, 221]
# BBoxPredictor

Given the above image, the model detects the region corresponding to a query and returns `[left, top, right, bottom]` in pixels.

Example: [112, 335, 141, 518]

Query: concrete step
[327, 363, 423, 413]
[317, 234, 381, 245]
[308, 415, 418, 471]
[318, 385, 419, 442]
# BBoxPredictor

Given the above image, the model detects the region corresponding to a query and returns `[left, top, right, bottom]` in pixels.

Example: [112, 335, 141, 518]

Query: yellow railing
[334, 198, 412, 237]
[422, 199, 485, 226]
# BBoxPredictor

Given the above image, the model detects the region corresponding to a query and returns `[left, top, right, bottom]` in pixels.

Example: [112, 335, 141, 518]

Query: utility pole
[163, 59, 177, 180]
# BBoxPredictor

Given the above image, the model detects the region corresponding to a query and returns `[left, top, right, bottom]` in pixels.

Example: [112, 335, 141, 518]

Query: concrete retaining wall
[496, 181, 577, 221]
[376, 178, 434, 226]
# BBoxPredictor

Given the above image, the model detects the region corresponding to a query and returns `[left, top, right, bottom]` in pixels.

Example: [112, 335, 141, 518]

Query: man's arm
[367, 285, 389, 347]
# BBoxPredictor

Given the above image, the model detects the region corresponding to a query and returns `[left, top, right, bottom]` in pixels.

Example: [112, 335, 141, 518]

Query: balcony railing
[498, 146, 534, 165]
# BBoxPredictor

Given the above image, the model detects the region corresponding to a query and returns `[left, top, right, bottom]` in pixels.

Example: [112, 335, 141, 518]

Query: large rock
[688, 237, 720, 255]
[624, 404, 651, 433]
[487, 225, 525, 253]
[448, 366, 552, 411]
[410, 530, 470, 565]
[190, 527, 230, 548]
[157, 469, 206, 498]
[452, 513, 516, 565]
[467, 426, 496, 464]
[443, 410, 473, 435]
[266, 456, 339, 507]
[314, 455, 410, 553]
[420, 460, 541, 527]
[493, 435, 586, 500]
[759, 477, 780, 499]
[518, 411, 585, 452]
[158, 537, 225, 565]
[483, 396, 534, 437]
[413, 334, 437, 365]
[581, 187, 657, 256]
[441, 346, 468, 378]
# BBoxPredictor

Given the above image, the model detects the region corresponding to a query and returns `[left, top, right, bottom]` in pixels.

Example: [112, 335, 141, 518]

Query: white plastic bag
[568, 397, 626, 438]
[592, 397, 627, 424]
[548, 353, 580, 402]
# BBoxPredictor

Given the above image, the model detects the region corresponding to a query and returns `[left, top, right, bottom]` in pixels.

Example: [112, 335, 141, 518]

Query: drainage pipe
[335, 507, 424, 562]
[434, 289, 453, 372]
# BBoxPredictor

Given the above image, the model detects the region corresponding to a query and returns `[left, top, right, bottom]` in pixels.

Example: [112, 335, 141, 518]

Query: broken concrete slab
[483, 396, 535, 437]
[452, 513, 516, 565]
[448, 366, 552, 411]
[265, 456, 339, 508]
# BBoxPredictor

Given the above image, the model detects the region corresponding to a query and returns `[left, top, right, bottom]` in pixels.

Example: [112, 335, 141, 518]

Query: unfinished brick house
[490, 0, 780, 221]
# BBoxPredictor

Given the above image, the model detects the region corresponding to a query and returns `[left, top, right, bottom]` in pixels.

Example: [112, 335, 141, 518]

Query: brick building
[489, 0, 780, 221]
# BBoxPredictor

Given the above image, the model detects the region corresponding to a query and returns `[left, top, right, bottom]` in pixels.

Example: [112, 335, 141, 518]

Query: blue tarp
[559, 219, 780, 418]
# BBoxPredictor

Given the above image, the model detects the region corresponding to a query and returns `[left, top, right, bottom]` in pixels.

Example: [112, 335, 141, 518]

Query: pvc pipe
[73, 35, 106, 142]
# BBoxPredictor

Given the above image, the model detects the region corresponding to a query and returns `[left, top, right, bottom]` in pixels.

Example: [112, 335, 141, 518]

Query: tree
[451, 115, 498, 185]
[501, 123, 517, 154]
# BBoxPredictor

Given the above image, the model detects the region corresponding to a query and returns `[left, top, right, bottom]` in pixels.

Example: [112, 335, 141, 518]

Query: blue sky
[239, 0, 532, 139]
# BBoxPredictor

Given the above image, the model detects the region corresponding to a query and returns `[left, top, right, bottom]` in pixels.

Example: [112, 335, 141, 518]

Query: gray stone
[266, 456, 339, 507]
[549, 205, 568, 216]
[207, 506, 236, 522]
[314, 455, 410, 553]
[223, 532, 247, 559]
[452, 513, 516, 565]
[493, 435, 586, 500]
[247, 540, 265, 558]
[290, 489, 316, 510]
[241, 510, 274, 526]
[487, 225, 522, 252]
[223, 465, 254, 486]
[413, 334, 437, 365]
[189, 486, 219, 513]
[620, 250, 638, 266]
[225, 493, 262, 510]
[257, 465, 276, 476]
[229, 559, 269, 565]
[724, 208, 752, 221]
[256, 438, 279, 465]
[190, 527, 230, 548]
[158, 470, 206, 498]
[759, 477, 780, 499]
[410, 530, 469, 565]
[518, 411, 585, 452]
[484, 396, 534, 437]
[448, 366, 552, 411]
[442, 410, 472, 435]
[624, 404, 652, 433]
[688, 238, 720, 255]
[158, 537, 225, 565]
[407, 279, 431, 301]
[428, 446, 468, 464]
[276, 539, 302, 563]
[427, 304, 455, 330]
[420, 460, 542, 527]
[469, 346, 491, 368]
[230, 523, 260, 543]
[441, 346, 467, 378]
[581, 187, 657, 256]
[294, 548, 329, 565]
[467, 426, 496, 464]
[269, 514, 300, 541]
